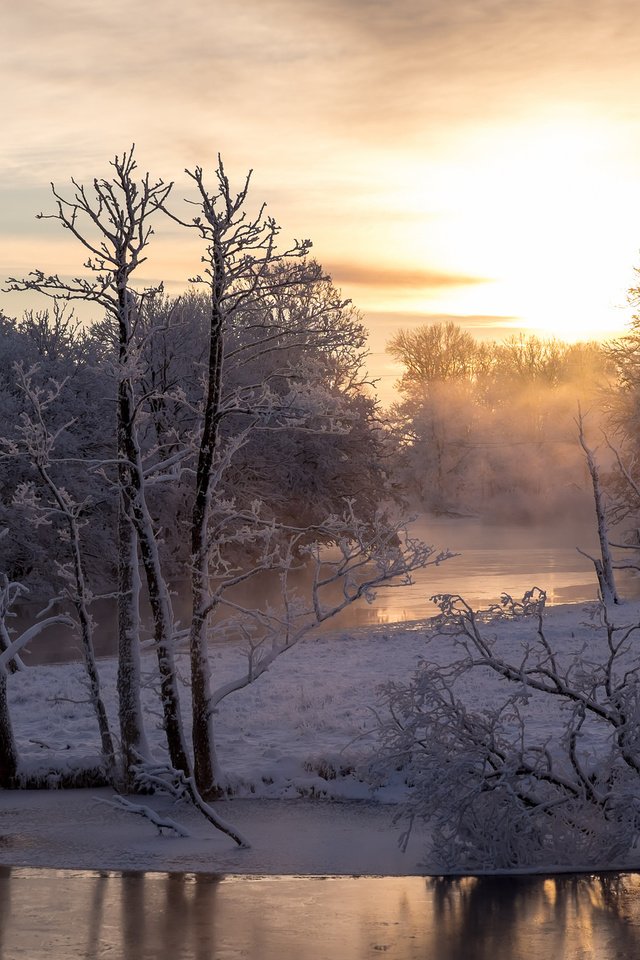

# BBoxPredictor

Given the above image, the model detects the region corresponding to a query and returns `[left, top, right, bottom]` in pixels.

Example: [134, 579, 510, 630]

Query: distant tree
[387, 322, 608, 520]
[604, 293, 640, 540]
[387, 321, 484, 390]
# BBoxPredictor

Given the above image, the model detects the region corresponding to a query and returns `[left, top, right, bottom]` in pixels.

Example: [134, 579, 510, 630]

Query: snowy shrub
[378, 591, 640, 870]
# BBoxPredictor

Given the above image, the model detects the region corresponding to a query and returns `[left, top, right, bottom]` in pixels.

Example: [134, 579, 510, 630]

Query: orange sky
[3, 0, 640, 397]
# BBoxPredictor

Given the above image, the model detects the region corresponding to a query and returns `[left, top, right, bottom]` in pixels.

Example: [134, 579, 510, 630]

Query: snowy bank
[4, 599, 640, 874]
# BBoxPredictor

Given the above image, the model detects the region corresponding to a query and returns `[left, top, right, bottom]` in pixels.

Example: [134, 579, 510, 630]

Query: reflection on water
[330, 516, 639, 627]
[2, 869, 640, 959]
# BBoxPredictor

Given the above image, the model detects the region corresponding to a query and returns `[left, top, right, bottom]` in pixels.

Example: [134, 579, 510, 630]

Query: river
[357, 515, 608, 622]
[17, 515, 639, 664]
[2, 868, 640, 959]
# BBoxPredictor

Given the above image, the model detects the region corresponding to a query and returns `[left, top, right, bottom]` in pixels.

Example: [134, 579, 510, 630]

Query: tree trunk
[118, 373, 192, 780]
[0, 619, 22, 675]
[37, 463, 116, 775]
[190, 298, 224, 796]
[117, 497, 149, 787]
[578, 416, 619, 605]
[190, 600, 222, 797]
[0, 669, 17, 788]
[73, 590, 116, 774]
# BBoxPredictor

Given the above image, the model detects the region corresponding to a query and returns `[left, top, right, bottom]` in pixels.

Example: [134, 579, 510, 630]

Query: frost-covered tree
[5, 149, 186, 782]
[388, 323, 609, 520]
[0, 530, 74, 788]
[379, 589, 640, 870]
[0, 307, 114, 593]
[576, 411, 619, 605]
[0, 569, 20, 788]
[162, 160, 406, 795]
[167, 163, 317, 796]
[4, 366, 117, 773]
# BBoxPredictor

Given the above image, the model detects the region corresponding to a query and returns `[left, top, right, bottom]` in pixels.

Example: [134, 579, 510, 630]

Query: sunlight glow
[388, 111, 640, 343]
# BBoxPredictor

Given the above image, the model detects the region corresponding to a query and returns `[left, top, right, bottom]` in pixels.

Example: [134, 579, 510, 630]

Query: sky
[3, 0, 640, 397]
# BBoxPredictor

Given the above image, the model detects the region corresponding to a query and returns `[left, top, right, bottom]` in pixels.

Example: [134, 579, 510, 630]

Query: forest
[2, 149, 640, 863]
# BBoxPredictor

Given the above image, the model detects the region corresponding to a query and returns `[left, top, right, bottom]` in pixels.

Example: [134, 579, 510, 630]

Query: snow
[3, 598, 640, 875]
[10, 620, 432, 802]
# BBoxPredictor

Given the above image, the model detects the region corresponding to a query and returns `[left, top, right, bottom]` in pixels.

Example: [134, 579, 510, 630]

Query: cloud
[5, 0, 640, 194]
[327, 263, 489, 291]
[4, 0, 640, 349]
[368, 310, 519, 325]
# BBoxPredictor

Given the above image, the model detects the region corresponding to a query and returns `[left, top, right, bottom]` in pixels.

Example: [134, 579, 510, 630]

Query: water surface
[18, 517, 639, 664]
[2, 869, 640, 959]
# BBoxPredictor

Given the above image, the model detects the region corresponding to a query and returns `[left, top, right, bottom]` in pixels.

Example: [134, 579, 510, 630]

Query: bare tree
[576, 410, 619, 604]
[164, 159, 358, 795]
[5, 148, 189, 780]
[0, 565, 21, 788]
[0, 536, 74, 788]
[6, 366, 116, 773]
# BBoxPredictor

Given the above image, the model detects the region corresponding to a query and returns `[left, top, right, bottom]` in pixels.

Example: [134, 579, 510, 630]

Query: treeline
[387, 322, 612, 521]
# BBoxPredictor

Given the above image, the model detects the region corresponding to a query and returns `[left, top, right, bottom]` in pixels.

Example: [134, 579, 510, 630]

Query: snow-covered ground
[3, 598, 640, 874]
[9, 617, 440, 803]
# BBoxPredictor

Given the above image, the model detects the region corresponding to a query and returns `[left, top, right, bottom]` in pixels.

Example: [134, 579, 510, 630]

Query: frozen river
[3, 868, 640, 959]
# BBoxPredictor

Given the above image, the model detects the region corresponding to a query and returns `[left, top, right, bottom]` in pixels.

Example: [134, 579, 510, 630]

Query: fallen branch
[133, 761, 250, 848]
[95, 794, 191, 837]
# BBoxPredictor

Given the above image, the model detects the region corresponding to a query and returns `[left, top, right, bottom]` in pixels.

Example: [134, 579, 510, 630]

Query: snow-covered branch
[379, 588, 640, 870]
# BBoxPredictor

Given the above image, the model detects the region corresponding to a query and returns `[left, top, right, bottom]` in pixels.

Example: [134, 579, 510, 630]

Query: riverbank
[11, 599, 622, 803]
[4, 598, 640, 875]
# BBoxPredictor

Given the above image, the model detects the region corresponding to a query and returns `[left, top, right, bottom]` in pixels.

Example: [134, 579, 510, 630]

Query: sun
[401, 110, 640, 343]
